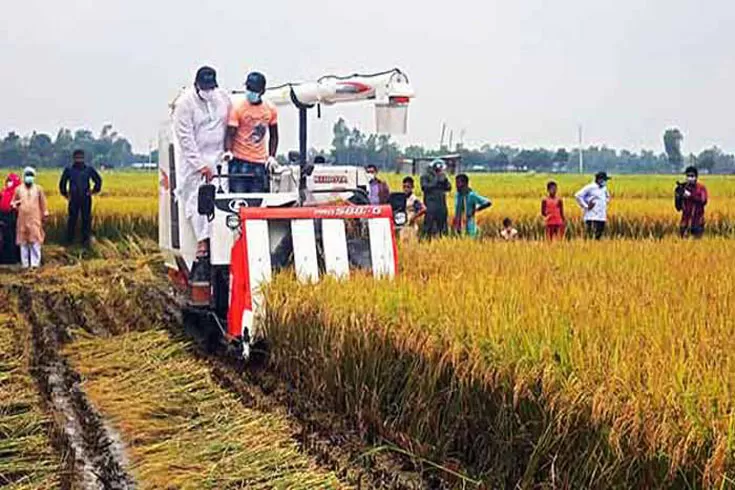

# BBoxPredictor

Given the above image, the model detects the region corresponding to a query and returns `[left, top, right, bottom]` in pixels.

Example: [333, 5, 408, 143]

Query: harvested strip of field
[0, 293, 62, 490]
[64, 329, 347, 489]
[264, 238, 735, 488]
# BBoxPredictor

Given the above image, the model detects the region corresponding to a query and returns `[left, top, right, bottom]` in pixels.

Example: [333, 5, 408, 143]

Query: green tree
[26, 132, 53, 167]
[663, 128, 684, 170]
[697, 147, 724, 173]
[0, 132, 24, 168]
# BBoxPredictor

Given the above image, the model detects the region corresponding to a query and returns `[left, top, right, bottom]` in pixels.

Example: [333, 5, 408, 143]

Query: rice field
[3, 170, 735, 487]
[64, 330, 347, 489]
[264, 238, 735, 487]
[0, 293, 63, 489]
[21, 170, 735, 240]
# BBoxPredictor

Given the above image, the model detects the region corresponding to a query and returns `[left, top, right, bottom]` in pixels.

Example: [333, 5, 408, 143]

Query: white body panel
[291, 220, 319, 283]
[368, 218, 396, 278]
[321, 220, 349, 279]
[243, 219, 272, 338]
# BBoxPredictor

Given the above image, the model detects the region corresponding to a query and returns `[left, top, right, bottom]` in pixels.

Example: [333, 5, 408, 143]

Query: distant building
[396, 154, 462, 175]
[130, 162, 157, 170]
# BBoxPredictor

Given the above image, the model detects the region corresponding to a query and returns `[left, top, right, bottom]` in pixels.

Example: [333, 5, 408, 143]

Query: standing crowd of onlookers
[0, 149, 103, 268]
[371, 161, 709, 242]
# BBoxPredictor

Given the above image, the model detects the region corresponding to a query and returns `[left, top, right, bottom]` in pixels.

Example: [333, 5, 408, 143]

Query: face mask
[246, 90, 262, 104]
[5, 181, 12, 188]
[598, 181, 606, 188]
[367, 172, 376, 180]
[24, 175, 34, 185]
[198, 89, 215, 102]
[686, 176, 697, 184]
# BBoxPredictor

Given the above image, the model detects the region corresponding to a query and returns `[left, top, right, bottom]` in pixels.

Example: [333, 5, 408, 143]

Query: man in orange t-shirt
[225, 71, 279, 193]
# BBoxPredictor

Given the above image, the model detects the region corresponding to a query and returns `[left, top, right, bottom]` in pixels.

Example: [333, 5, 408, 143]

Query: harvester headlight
[394, 212, 407, 226]
[226, 214, 241, 230]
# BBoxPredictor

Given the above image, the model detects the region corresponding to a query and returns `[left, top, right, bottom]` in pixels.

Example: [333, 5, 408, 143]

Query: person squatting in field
[173, 66, 231, 283]
[400, 176, 426, 243]
[421, 159, 452, 238]
[0, 173, 21, 264]
[575, 172, 611, 240]
[500, 217, 519, 241]
[225, 71, 279, 194]
[11, 167, 48, 268]
[541, 180, 566, 240]
[452, 173, 492, 238]
[676, 166, 708, 239]
[59, 149, 103, 247]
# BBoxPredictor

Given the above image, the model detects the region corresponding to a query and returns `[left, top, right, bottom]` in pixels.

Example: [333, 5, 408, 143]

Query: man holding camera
[421, 159, 452, 238]
[678, 166, 708, 239]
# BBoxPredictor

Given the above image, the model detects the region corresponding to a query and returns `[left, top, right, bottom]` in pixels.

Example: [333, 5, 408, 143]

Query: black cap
[595, 171, 611, 181]
[195, 66, 218, 90]
[245, 72, 267, 94]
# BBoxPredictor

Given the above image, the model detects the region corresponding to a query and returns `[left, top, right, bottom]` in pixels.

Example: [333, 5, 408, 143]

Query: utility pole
[578, 124, 584, 174]
[448, 130, 454, 151]
[439, 122, 447, 150]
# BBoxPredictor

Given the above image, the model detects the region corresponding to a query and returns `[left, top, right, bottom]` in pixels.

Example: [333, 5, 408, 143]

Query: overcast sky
[2, 0, 734, 155]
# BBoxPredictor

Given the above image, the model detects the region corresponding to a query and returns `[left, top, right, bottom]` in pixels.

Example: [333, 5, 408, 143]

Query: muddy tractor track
[3, 259, 453, 489]
[17, 286, 135, 490]
[176, 297, 446, 489]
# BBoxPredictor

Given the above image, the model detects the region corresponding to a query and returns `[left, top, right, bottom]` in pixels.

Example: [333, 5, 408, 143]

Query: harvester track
[17, 286, 135, 490]
[2, 257, 451, 488]
[171, 295, 445, 489]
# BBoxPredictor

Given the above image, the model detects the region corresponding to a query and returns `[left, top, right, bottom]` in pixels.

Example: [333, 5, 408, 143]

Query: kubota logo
[228, 199, 250, 213]
[313, 175, 349, 185]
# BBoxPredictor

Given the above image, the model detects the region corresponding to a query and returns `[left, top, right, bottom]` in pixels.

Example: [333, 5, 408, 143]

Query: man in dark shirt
[420, 159, 452, 238]
[59, 149, 102, 246]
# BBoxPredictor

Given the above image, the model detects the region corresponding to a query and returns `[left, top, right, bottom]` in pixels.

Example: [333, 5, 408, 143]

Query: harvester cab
[159, 69, 414, 360]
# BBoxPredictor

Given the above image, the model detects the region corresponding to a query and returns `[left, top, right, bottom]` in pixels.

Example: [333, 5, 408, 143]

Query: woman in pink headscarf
[0, 173, 21, 264]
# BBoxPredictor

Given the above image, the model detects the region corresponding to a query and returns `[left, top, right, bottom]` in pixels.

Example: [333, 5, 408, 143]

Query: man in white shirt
[575, 172, 612, 240]
[173, 66, 231, 282]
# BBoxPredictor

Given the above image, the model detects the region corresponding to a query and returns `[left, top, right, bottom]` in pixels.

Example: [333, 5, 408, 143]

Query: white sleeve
[575, 185, 590, 209]
[173, 98, 205, 171]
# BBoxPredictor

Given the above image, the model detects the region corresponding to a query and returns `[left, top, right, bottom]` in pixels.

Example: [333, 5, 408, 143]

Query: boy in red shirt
[541, 181, 565, 240]
[678, 166, 708, 239]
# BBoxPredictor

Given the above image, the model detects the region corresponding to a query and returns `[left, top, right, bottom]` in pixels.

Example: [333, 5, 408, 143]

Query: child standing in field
[11, 167, 48, 268]
[541, 181, 565, 240]
[400, 176, 426, 243]
[452, 173, 492, 238]
[500, 217, 519, 241]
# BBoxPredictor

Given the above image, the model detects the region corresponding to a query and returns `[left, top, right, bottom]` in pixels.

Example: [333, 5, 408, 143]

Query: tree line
[2, 121, 733, 174]
[0, 125, 148, 169]
[328, 120, 735, 174]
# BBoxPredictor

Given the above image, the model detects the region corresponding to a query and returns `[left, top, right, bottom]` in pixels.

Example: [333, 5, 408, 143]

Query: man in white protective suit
[173, 66, 231, 283]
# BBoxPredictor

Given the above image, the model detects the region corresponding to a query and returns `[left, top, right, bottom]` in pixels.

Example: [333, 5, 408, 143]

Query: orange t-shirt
[228, 100, 278, 163]
[542, 197, 564, 226]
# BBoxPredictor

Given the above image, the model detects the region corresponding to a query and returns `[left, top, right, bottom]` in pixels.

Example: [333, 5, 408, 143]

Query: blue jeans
[228, 158, 269, 193]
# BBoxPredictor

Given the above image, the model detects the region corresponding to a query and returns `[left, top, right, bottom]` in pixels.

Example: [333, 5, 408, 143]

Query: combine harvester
[159, 69, 414, 359]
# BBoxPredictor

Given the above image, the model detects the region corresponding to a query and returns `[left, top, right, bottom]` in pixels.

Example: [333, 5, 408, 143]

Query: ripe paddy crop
[21, 170, 735, 240]
[264, 238, 735, 487]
